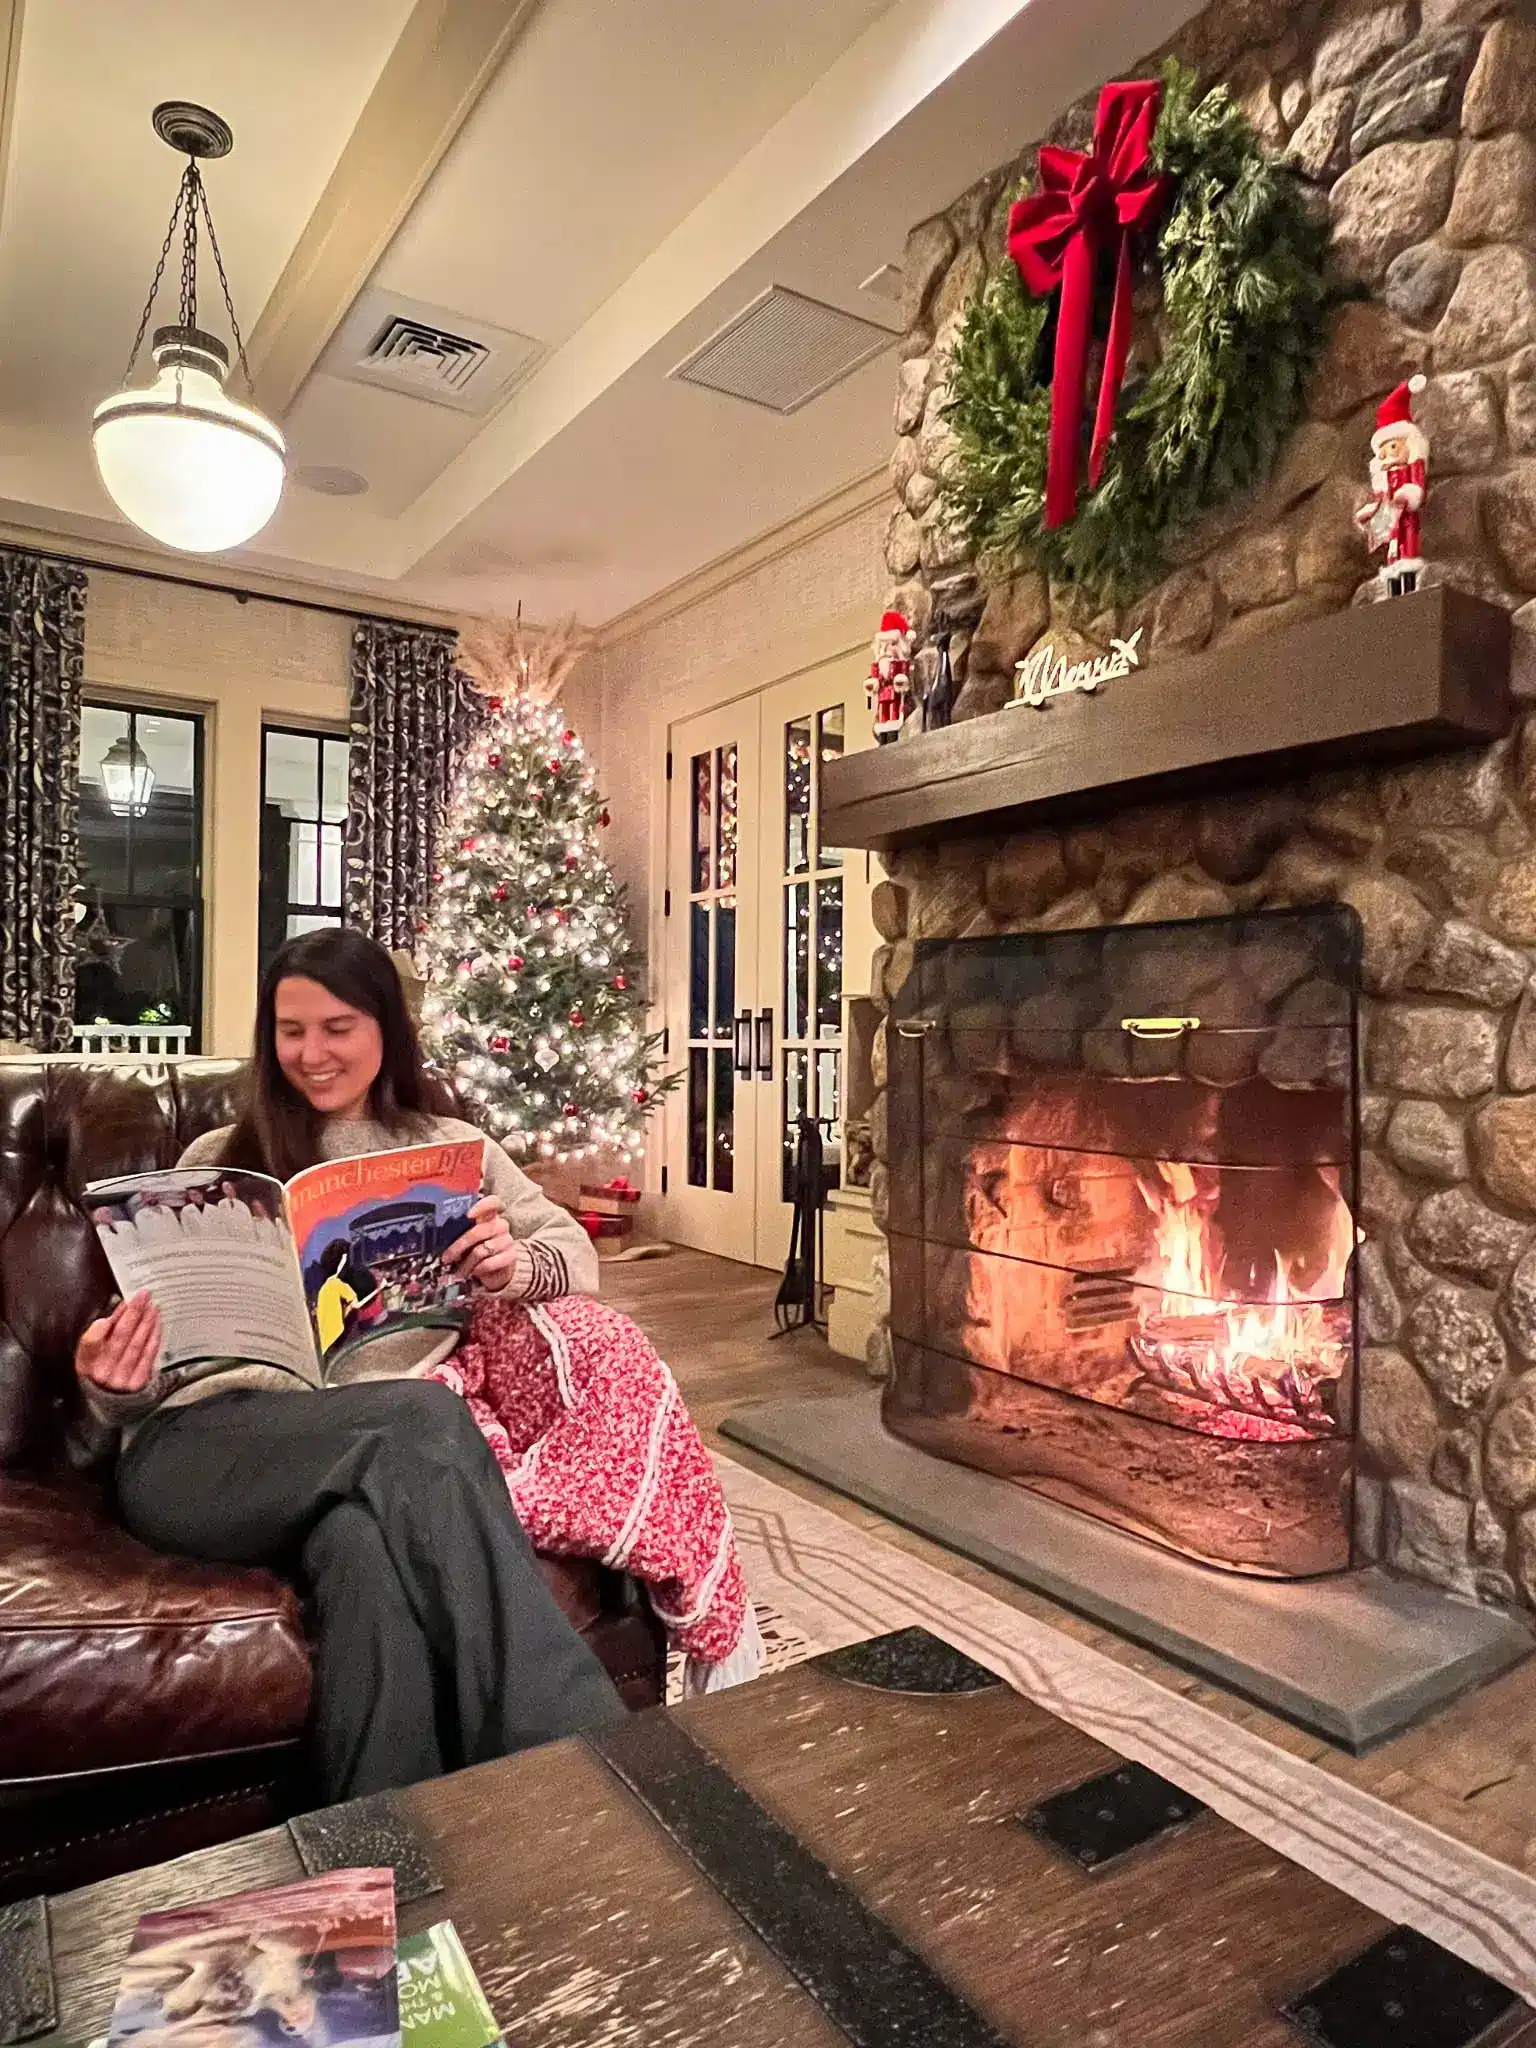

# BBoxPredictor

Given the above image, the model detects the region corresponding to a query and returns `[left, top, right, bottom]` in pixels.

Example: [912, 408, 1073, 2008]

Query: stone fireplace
[884, 909, 1360, 1577]
[845, 0, 1536, 1618]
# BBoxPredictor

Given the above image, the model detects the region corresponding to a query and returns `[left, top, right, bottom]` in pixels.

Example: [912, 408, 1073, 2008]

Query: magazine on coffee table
[105, 1867, 400, 2048]
[84, 1140, 483, 1385]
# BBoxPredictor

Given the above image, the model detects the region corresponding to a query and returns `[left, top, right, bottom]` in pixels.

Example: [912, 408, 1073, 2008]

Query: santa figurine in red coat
[1355, 374, 1429, 598]
[866, 609, 914, 744]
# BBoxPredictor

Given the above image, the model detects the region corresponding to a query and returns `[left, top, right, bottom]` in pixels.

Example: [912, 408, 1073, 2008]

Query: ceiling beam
[244, 0, 542, 419]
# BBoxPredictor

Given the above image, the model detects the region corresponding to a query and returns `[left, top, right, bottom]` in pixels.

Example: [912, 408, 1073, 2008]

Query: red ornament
[562, 1100, 579, 1116]
[555, 908, 570, 924]
[488, 751, 502, 768]
[1007, 79, 1168, 529]
[460, 836, 478, 852]
[563, 728, 576, 745]
[569, 1007, 585, 1028]
[487, 695, 503, 712]
[507, 953, 524, 972]
[432, 871, 443, 884]
[564, 853, 580, 869]
[632, 1087, 649, 1105]
[547, 759, 561, 774]
[493, 884, 509, 902]
[612, 972, 628, 990]
[599, 809, 611, 828]
[489, 1033, 511, 1052]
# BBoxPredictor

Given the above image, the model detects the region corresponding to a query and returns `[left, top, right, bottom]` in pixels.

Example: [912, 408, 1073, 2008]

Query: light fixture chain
[194, 180, 254, 393]
[179, 162, 201, 330]
[120, 171, 190, 386]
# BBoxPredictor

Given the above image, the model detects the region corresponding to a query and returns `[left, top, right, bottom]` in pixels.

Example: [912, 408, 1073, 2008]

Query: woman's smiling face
[272, 975, 384, 1121]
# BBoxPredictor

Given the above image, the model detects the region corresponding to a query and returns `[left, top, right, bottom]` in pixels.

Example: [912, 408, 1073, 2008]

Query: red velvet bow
[1007, 79, 1168, 529]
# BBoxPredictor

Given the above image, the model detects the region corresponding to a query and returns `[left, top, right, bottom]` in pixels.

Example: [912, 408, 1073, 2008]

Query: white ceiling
[0, 0, 1198, 627]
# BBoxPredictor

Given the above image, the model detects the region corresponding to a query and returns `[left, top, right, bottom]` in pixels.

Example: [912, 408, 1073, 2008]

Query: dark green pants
[118, 1377, 624, 1802]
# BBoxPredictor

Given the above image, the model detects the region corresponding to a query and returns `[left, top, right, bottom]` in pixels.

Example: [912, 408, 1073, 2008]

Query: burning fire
[1130, 1161, 1353, 1441]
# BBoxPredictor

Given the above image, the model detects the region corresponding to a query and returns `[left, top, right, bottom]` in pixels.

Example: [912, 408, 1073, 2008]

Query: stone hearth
[856, 0, 1536, 1618]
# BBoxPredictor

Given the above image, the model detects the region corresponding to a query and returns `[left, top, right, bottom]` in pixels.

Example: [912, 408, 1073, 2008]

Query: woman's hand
[443, 1196, 530, 1295]
[75, 1291, 162, 1393]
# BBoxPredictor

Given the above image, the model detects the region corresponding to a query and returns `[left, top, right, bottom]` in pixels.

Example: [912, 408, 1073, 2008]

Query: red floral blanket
[425, 1294, 762, 1691]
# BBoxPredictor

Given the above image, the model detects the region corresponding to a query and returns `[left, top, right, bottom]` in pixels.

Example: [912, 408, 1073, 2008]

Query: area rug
[710, 1449, 1536, 2004]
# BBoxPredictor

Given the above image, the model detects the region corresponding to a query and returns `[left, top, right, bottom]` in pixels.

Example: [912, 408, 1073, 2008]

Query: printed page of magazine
[84, 1166, 320, 1383]
[284, 1139, 483, 1372]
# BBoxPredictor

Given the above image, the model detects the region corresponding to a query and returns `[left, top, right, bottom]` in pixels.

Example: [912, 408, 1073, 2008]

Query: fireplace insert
[883, 907, 1361, 1576]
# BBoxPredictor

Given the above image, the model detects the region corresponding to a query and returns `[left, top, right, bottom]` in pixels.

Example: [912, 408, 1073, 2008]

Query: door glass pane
[817, 707, 844, 869]
[714, 896, 736, 1039]
[715, 743, 738, 892]
[785, 716, 812, 875]
[687, 1047, 708, 1187]
[319, 824, 344, 907]
[78, 705, 133, 897]
[785, 881, 809, 1039]
[712, 1048, 735, 1192]
[287, 911, 343, 940]
[817, 1047, 843, 1193]
[289, 821, 320, 905]
[321, 736, 349, 823]
[689, 902, 710, 1039]
[691, 753, 712, 892]
[782, 1047, 809, 1202]
[816, 878, 843, 1037]
[127, 714, 199, 899]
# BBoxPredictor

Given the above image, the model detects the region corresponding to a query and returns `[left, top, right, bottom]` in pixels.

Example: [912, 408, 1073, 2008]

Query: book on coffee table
[397, 1924, 500, 2048]
[103, 1866, 400, 2048]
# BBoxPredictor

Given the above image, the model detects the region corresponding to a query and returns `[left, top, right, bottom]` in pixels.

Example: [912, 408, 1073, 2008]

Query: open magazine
[85, 1140, 483, 1385]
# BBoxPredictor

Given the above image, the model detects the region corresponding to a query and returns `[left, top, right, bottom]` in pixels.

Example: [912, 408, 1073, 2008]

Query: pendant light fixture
[92, 103, 285, 554]
[99, 733, 156, 816]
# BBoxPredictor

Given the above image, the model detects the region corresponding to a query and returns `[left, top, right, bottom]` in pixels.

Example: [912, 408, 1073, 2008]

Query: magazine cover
[85, 1140, 484, 1379]
[105, 1867, 399, 2048]
[396, 1925, 500, 2048]
[286, 1141, 481, 1366]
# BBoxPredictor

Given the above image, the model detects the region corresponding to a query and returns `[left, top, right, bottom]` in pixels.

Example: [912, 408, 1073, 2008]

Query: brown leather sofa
[0, 1059, 666, 1904]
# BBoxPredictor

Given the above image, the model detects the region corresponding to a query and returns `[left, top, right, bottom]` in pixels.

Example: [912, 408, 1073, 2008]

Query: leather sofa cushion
[0, 1471, 312, 1778]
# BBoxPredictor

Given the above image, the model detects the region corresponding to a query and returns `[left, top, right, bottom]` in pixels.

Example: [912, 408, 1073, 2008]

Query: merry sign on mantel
[1010, 627, 1144, 710]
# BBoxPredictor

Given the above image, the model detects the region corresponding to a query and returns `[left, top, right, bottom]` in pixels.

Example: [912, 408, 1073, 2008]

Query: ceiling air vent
[670, 286, 897, 415]
[362, 317, 491, 396]
[325, 289, 545, 416]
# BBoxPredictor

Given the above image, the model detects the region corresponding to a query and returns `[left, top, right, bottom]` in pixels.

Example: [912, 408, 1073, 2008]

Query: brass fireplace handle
[1120, 1015, 1201, 1039]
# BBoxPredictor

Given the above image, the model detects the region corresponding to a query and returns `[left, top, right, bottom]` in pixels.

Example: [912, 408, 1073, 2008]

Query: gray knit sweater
[74, 1113, 598, 1457]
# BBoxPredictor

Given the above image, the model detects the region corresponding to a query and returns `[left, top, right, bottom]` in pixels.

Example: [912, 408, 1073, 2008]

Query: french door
[662, 652, 869, 1267]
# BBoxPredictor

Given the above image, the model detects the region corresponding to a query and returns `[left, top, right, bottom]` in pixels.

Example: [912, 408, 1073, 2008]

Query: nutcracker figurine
[1354, 374, 1429, 597]
[866, 608, 914, 744]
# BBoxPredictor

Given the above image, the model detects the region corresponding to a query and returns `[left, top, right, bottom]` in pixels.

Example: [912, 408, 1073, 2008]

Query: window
[260, 726, 349, 972]
[76, 703, 205, 1048]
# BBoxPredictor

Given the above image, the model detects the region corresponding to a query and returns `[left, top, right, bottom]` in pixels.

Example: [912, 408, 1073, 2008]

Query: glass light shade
[92, 333, 285, 553]
[100, 735, 155, 816]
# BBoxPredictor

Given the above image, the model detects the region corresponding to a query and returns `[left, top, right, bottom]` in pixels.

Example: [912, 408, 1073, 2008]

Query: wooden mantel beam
[821, 587, 1514, 853]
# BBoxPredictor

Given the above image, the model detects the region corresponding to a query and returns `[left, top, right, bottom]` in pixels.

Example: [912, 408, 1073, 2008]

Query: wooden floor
[604, 1248, 1536, 1880]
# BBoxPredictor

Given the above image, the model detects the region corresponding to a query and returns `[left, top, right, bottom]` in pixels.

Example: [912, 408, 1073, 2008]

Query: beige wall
[580, 484, 889, 938]
[84, 570, 354, 1055]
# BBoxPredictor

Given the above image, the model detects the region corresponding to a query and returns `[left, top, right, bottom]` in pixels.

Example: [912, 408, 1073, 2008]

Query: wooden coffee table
[20, 1629, 1536, 2047]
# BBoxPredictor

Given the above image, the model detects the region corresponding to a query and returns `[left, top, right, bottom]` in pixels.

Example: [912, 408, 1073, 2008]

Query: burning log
[1129, 1312, 1341, 1435]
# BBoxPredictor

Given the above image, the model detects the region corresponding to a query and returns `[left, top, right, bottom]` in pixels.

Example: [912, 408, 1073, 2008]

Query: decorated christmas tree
[417, 684, 668, 1164]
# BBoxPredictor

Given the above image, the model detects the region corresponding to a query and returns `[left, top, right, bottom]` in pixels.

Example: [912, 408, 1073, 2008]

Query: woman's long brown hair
[217, 928, 453, 1180]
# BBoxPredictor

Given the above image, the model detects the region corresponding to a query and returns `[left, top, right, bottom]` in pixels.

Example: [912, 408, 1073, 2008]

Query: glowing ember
[1129, 1160, 1352, 1438]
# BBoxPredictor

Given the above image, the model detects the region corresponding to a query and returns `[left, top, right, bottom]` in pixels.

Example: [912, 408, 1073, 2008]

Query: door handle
[734, 1010, 753, 1079]
[755, 1007, 774, 1080]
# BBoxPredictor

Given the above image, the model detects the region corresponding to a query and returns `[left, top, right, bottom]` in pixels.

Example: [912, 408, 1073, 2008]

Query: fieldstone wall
[869, 0, 1536, 1611]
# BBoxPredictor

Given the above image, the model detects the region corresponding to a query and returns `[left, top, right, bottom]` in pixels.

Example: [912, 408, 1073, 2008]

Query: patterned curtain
[0, 552, 87, 1049]
[344, 620, 475, 949]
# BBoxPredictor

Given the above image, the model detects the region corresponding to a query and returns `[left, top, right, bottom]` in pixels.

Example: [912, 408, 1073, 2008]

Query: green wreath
[941, 61, 1338, 609]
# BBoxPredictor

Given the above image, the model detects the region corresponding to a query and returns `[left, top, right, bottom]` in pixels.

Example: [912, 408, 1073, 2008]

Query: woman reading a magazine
[74, 928, 627, 1801]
